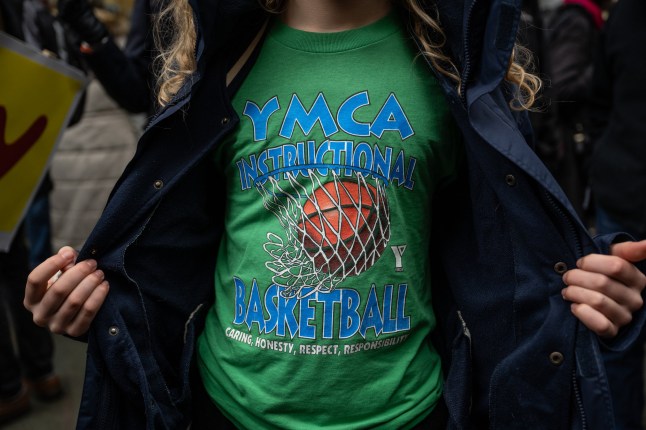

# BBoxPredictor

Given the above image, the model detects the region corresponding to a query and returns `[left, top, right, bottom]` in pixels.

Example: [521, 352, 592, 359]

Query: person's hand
[56, 0, 108, 45]
[24, 246, 109, 337]
[562, 240, 646, 338]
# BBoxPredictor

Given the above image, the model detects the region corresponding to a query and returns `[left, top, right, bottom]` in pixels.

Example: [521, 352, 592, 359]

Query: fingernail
[61, 250, 74, 260]
[86, 259, 97, 269]
[561, 288, 567, 299]
[94, 270, 104, 280]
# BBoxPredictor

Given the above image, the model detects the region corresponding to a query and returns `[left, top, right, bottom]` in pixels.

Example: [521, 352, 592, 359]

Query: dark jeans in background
[596, 205, 646, 430]
[24, 174, 53, 269]
[0, 228, 55, 398]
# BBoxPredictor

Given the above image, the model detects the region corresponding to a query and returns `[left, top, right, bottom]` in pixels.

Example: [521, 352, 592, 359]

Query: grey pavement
[2, 335, 86, 430]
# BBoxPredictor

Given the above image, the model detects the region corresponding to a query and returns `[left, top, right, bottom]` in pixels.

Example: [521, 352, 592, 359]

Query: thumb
[610, 240, 646, 263]
[57, 246, 78, 271]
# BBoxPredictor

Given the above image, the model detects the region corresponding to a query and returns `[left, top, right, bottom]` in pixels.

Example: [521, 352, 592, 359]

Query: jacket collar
[463, 0, 524, 106]
[188, 0, 263, 69]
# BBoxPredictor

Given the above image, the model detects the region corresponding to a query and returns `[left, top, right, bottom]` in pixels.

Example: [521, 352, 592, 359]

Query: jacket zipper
[457, 310, 472, 344]
[572, 370, 587, 429]
[143, 90, 191, 133]
[457, 310, 474, 415]
[97, 366, 115, 429]
[546, 191, 587, 428]
[545, 191, 583, 258]
[460, 0, 477, 105]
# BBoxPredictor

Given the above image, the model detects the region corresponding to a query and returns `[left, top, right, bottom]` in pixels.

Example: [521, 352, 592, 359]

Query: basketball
[298, 179, 384, 275]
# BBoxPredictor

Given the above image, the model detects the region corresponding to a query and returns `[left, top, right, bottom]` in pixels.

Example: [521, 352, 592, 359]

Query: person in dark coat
[21, 0, 646, 428]
[56, 0, 156, 115]
[588, 0, 646, 427]
[541, 0, 608, 225]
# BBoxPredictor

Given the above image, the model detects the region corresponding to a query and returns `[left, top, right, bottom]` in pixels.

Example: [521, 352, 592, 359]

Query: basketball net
[255, 168, 390, 299]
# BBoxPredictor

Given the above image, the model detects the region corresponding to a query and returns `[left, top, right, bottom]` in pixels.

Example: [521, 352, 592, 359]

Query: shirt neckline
[268, 12, 400, 54]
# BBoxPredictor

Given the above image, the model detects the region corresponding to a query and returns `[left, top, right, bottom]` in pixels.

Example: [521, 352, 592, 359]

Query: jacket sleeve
[82, 0, 155, 114]
[587, 19, 612, 145]
[546, 8, 596, 103]
[593, 233, 646, 351]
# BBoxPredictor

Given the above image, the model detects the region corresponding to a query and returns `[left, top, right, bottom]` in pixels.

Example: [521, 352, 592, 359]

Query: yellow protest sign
[0, 32, 86, 252]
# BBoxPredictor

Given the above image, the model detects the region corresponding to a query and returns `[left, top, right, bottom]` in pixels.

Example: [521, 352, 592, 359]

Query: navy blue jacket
[72, 0, 645, 429]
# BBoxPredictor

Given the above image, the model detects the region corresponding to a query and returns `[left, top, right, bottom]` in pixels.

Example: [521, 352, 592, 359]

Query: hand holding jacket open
[24, 246, 109, 338]
[562, 240, 646, 338]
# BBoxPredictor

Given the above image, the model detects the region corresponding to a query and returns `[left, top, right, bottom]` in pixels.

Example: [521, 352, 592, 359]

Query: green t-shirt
[197, 12, 462, 430]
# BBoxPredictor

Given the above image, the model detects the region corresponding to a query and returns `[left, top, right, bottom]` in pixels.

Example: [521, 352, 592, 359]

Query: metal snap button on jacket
[549, 351, 564, 365]
[554, 262, 568, 274]
[153, 180, 164, 189]
[505, 174, 517, 186]
[108, 326, 119, 336]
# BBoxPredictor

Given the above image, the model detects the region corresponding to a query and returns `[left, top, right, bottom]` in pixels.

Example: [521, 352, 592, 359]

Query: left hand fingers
[610, 239, 646, 263]
[569, 302, 621, 338]
[562, 285, 633, 329]
[563, 262, 644, 312]
[574, 253, 646, 294]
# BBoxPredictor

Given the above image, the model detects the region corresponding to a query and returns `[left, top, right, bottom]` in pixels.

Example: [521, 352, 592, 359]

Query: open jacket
[72, 0, 645, 429]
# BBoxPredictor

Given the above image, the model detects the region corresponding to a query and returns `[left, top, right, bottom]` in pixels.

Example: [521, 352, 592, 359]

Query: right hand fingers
[59, 279, 109, 338]
[45, 271, 110, 337]
[26, 247, 109, 336]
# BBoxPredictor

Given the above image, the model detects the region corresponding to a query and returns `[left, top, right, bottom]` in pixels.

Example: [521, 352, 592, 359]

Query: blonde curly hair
[155, 0, 541, 110]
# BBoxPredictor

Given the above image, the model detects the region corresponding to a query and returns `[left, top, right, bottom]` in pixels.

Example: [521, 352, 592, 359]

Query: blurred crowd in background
[1, 0, 645, 428]
[0, 0, 148, 426]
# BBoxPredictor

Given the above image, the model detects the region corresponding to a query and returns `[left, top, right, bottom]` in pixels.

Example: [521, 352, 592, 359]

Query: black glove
[57, 0, 108, 45]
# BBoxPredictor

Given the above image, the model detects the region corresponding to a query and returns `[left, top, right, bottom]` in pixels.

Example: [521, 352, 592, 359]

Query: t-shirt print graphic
[235, 89, 420, 299]
[256, 166, 391, 299]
